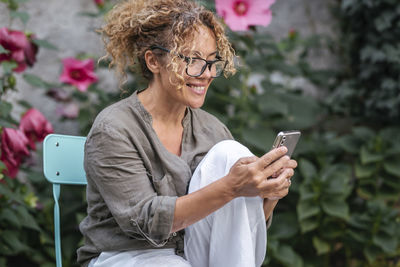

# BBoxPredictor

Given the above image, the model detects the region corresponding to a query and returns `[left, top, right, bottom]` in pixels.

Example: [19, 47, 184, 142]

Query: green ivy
[328, 0, 400, 124]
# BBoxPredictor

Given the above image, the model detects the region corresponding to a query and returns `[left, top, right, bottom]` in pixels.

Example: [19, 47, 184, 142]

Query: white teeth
[189, 85, 205, 93]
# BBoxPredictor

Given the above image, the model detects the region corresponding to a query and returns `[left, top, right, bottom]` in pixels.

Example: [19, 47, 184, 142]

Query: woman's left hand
[262, 158, 297, 200]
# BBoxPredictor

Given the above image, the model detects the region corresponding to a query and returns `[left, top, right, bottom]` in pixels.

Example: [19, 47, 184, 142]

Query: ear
[144, 50, 161, 75]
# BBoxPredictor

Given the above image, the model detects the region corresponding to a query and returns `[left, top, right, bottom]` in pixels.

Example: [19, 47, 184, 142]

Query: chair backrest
[43, 134, 87, 267]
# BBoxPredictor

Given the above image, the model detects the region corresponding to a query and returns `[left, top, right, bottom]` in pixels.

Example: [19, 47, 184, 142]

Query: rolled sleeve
[84, 124, 176, 246]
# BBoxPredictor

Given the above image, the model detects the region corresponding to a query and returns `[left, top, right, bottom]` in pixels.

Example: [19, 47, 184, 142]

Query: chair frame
[43, 134, 87, 267]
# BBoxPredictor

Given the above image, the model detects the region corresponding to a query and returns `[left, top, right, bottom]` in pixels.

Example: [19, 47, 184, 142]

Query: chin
[188, 100, 205, 109]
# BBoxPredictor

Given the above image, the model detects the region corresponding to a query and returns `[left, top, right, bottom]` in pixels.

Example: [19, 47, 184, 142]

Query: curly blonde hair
[100, 0, 236, 88]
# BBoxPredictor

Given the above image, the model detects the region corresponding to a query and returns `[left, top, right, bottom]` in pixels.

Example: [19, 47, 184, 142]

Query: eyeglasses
[150, 45, 227, 78]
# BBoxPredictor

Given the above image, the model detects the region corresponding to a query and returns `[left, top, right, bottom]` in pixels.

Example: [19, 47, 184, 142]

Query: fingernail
[280, 146, 288, 153]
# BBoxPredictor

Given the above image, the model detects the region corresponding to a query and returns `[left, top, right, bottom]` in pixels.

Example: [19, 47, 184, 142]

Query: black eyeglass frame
[150, 45, 227, 78]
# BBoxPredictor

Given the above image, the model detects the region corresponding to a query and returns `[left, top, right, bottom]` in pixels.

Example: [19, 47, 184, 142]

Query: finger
[261, 187, 289, 200]
[262, 155, 290, 179]
[271, 168, 284, 178]
[271, 170, 281, 178]
[236, 156, 258, 165]
[257, 147, 288, 170]
[278, 168, 294, 189]
[261, 172, 293, 199]
[287, 159, 298, 169]
[269, 168, 294, 191]
[271, 159, 297, 178]
[253, 146, 288, 171]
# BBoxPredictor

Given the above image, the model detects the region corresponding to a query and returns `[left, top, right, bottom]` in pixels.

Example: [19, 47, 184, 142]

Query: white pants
[89, 140, 267, 267]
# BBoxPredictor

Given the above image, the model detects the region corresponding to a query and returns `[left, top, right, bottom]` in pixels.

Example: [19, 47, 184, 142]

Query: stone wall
[0, 0, 337, 135]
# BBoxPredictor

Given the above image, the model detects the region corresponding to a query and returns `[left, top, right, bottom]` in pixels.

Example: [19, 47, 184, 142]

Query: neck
[138, 83, 186, 126]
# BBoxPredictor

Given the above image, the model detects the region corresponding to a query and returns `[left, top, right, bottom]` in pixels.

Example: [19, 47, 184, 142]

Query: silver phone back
[272, 130, 301, 157]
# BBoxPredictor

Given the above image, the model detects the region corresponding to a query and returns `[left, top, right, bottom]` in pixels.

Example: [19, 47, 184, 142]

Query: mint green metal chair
[43, 134, 87, 267]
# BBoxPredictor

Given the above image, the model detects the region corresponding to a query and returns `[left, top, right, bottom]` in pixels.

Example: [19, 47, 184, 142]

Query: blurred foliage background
[0, 0, 399, 266]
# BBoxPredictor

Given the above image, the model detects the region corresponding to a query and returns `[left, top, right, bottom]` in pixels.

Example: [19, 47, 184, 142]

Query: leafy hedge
[201, 0, 400, 266]
[329, 0, 400, 124]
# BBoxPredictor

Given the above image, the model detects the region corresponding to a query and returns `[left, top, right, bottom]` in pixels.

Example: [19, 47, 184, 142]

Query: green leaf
[22, 73, 51, 88]
[0, 242, 13, 256]
[360, 146, 384, 164]
[1, 61, 18, 74]
[299, 217, 319, 233]
[373, 232, 397, 253]
[297, 200, 320, 221]
[1, 230, 26, 252]
[268, 212, 299, 239]
[0, 118, 17, 128]
[352, 127, 375, 141]
[364, 246, 379, 264]
[299, 184, 316, 201]
[241, 126, 274, 152]
[0, 208, 21, 228]
[272, 93, 321, 130]
[321, 198, 349, 220]
[274, 244, 303, 267]
[380, 127, 400, 144]
[257, 91, 289, 116]
[0, 161, 6, 171]
[0, 101, 12, 118]
[355, 163, 376, 178]
[348, 214, 371, 230]
[356, 186, 374, 200]
[10, 10, 30, 25]
[0, 44, 9, 54]
[337, 135, 361, 154]
[298, 158, 316, 180]
[14, 205, 41, 231]
[32, 38, 58, 50]
[0, 184, 23, 204]
[383, 161, 400, 177]
[312, 236, 330, 255]
[374, 12, 394, 32]
[347, 229, 368, 243]
[323, 165, 352, 195]
[17, 100, 32, 109]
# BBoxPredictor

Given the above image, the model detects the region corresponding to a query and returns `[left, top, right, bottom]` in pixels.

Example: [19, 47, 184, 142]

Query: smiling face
[158, 25, 218, 109]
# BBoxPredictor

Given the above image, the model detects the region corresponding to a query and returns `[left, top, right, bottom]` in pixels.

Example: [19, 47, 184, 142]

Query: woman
[77, 0, 297, 266]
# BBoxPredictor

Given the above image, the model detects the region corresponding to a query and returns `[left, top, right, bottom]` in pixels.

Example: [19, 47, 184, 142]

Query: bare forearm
[171, 176, 234, 233]
[263, 198, 278, 220]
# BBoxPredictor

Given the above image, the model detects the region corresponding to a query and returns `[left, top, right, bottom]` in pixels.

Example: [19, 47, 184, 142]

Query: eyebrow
[192, 50, 218, 58]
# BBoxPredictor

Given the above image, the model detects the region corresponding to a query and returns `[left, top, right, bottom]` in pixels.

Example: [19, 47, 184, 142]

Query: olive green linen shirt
[77, 90, 233, 266]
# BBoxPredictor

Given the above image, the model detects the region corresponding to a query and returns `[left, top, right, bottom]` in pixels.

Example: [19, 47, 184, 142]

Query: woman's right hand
[224, 146, 297, 199]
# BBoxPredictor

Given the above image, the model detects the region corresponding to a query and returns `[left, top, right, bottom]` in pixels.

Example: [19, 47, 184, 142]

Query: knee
[209, 140, 253, 159]
[191, 140, 254, 190]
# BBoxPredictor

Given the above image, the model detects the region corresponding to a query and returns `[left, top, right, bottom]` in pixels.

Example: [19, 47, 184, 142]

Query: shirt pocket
[152, 173, 177, 196]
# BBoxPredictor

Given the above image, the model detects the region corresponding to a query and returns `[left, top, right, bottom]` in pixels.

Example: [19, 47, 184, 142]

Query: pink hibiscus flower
[94, 0, 104, 7]
[215, 0, 276, 31]
[59, 57, 98, 92]
[1, 128, 30, 178]
[19, 108, 54, 150]
[0, 27, 38, 73]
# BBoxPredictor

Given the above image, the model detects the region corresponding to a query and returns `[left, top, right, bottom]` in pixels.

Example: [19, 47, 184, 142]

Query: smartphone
[271, 130, 301, 157]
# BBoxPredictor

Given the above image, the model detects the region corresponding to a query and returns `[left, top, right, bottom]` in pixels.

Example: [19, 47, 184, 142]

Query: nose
[199, 63, 213, 79]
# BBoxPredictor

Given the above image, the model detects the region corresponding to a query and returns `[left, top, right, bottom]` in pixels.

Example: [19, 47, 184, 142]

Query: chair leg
[53, 184, 62, 267]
